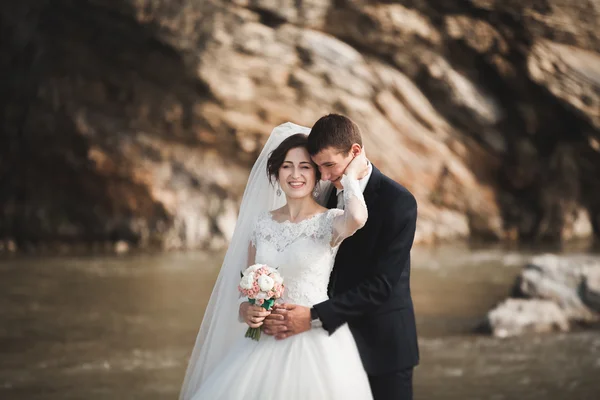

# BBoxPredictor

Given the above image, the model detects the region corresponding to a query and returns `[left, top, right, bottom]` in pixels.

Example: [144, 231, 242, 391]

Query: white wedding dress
[190, 209, 373, 400]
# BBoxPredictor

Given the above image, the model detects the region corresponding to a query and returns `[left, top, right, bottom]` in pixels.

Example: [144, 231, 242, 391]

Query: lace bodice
[250, 209, 344, 307]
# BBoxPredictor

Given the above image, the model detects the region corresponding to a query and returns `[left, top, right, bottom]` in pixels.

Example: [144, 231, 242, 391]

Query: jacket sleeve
[313, 193, 417, 334]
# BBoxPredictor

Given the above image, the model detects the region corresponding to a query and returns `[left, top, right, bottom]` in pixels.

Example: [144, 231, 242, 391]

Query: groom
[263, 114, 419, 400]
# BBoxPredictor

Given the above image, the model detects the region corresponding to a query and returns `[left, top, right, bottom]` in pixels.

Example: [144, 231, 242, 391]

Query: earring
[313, 183, 320, 198]
[276, 187, 282, 197]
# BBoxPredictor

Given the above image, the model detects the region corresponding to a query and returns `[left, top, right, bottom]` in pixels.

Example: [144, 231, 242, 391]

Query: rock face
[1, 1, 600, 250]
[486, 254, 600, 337]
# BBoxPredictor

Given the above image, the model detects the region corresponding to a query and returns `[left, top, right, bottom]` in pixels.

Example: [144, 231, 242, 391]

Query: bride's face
[278, 147, 317, 199]
[311, 146, 356, 189]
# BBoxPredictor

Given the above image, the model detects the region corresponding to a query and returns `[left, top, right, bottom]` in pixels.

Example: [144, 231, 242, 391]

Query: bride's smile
[287, 181, 306, 189]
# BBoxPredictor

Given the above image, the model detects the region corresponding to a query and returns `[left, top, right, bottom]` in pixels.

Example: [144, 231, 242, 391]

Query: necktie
[337, 191, 344, 209]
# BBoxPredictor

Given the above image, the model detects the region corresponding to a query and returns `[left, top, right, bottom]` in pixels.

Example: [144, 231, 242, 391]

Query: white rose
[240, 272, 255, 290]
[243, 264, 262, 276]
[257, 275, 275, 292]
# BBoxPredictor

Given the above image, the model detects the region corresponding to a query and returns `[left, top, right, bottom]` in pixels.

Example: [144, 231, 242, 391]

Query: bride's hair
[307, 114, 363, 156]
[266, 133, 321, 184]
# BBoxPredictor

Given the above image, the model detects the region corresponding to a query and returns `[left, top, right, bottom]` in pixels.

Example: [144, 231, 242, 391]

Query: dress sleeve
[331, 174, 368, 247]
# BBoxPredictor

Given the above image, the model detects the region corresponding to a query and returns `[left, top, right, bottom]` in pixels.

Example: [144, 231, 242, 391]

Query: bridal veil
[179, 122, 334, 399]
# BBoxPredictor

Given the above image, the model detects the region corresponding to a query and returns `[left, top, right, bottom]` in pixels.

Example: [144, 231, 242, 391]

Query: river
[1, 244, 599, 399]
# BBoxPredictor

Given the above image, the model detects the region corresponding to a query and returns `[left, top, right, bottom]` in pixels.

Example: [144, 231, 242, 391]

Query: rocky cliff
[1, 0, 599, 251]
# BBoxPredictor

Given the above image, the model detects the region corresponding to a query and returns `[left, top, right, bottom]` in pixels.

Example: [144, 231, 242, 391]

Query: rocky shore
[486, 254, 600, 337]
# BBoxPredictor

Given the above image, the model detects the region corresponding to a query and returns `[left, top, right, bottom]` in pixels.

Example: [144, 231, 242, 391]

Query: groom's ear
[350, 143, 362, 157]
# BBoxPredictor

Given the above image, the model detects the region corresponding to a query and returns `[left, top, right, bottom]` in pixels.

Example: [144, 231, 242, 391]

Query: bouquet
[238, 264, 285, 341]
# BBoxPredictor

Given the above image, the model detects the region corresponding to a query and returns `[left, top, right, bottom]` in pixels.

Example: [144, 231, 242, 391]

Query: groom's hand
[273, 304, 311, 340]
[262, 306, 287, 336]
[262, 304, 311, 338]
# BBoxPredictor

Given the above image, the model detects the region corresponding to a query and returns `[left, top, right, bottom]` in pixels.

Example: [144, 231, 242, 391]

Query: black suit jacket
[313, 165, 419, 375]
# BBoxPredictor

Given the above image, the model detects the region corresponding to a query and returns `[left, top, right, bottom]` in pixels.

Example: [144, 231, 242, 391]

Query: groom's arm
[313, 192, 417, 335]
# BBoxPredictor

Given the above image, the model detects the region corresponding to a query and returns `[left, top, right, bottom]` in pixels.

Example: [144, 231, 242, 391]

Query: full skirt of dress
[190, 324, 373, 400]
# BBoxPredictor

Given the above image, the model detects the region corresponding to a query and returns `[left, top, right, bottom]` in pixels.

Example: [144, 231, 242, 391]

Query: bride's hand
[239, 302, 271, 328]
[343, 148, 368, 181]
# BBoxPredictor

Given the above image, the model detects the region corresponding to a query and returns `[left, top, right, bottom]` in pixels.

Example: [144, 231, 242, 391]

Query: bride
[179, 122, 373, 399]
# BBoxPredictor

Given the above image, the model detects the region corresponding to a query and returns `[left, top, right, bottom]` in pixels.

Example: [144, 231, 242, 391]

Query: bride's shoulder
[310, 207, 338, 224]
[319, 208, 343, 228]
[266, 207, 287, 224]
[324, 208, 344, 218]
[314, 205, 329, 215]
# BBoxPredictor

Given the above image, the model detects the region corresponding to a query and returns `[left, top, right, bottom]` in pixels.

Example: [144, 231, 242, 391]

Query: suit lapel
[328, 165, 383, 297]
[362, 164, 381, 211]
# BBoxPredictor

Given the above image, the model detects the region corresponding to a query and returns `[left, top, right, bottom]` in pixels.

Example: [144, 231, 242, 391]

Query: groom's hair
[267, 133, 321, 184]
[307, 114, 362, 155]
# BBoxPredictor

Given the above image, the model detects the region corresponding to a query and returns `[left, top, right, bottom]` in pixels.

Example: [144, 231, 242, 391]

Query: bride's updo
[266, 134, 321, 184]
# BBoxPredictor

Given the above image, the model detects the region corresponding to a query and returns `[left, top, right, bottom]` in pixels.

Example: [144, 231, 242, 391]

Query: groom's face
[311, 146, 354, 189]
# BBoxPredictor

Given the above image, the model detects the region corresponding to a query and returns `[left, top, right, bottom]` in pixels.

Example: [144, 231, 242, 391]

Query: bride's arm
[331, 154, 369, 246]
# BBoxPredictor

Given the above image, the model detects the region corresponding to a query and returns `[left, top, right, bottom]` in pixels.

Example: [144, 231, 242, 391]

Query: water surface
[0, 245, 598, 399]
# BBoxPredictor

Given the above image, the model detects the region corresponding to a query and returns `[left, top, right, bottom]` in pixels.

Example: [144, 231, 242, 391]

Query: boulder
[486, 254, 600, 337]
[487, 298, 570, 338]
[517, 254, 600, 322]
